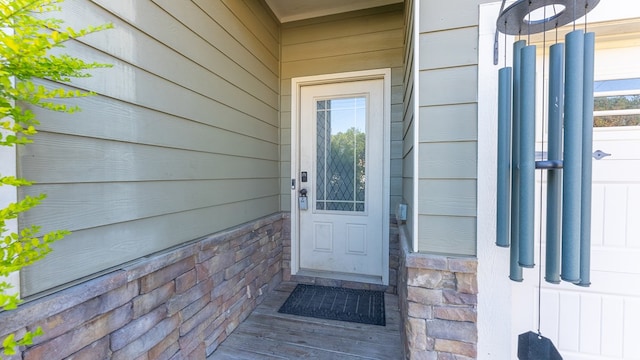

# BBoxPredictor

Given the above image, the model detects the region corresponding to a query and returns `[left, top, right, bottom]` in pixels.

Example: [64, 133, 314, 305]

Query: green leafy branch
[0, 0, 112, 357]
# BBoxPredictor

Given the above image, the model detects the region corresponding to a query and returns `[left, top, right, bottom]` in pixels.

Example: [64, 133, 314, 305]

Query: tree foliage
[0, 0, 111, 356]
[593, 94, 640, 127]
[324, 127, 366, 210]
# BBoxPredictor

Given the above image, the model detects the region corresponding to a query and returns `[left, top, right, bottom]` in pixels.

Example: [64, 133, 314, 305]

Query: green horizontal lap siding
[418, 215, 477, 255]
[415, 0, 494, 255]
[19, 0, 280, 296]
[280, 4, 405, 212]
[419, 179, 476, 217]
[402, 0, 416, 241]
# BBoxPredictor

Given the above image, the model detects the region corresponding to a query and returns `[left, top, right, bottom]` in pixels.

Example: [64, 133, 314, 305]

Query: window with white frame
[593, 77, 640, 127]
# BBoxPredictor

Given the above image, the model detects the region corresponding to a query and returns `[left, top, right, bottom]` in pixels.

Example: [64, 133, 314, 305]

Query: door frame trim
[290, 69, 391, 285]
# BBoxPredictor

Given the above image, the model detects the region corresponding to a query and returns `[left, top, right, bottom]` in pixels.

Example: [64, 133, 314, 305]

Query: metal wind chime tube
[494, 0, 600, 356]
[579, 31, 596, 287]
[494, 0, 599, 288]
[561, 29, 585, 283]
[518, 44, 537, 268]
[496, 66, 513, 248]
[509, 39, 527, 282]
[545, 42, 564, 284]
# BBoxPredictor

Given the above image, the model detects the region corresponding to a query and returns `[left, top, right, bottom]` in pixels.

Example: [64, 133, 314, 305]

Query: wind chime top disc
[497, 0, 600, 36]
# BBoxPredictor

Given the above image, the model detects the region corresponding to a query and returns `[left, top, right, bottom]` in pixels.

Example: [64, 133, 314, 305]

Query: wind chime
[494, 0, 599, 358]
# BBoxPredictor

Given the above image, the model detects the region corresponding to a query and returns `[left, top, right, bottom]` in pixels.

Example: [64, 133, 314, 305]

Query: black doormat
[278, 284, 386, 326]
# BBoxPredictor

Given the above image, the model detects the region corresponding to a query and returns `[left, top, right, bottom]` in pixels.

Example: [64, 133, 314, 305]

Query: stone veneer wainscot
[398, 225, 478, 360]
[0, 213, 285, 359]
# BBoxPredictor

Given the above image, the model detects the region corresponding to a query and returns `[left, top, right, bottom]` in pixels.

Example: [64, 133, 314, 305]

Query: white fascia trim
[412, 0, 420, 253]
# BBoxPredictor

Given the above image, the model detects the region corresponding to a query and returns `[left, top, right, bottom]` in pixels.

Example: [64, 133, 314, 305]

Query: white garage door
[511, 46, 640, 359]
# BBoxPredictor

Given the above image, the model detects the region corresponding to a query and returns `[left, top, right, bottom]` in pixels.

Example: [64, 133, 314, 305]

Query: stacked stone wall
[0, 213, 284, 359]
[398, 228, 478, 359]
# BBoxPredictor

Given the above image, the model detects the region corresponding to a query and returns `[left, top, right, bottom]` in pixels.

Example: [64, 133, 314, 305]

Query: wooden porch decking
[208, 282, 403, 359]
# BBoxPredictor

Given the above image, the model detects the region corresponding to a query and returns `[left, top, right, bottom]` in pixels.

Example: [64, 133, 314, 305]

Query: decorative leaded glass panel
[315, 97, 366, 212]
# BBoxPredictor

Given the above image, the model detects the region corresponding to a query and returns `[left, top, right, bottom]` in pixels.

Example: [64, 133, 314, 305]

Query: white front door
[292, 71, 389, 285]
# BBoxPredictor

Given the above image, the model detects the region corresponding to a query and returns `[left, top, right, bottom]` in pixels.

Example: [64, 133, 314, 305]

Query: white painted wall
[477, 3, 513, 358]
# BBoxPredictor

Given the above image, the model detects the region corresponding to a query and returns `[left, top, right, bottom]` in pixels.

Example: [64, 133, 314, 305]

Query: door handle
[592, 150, 611, 160]
[298, 188, 308, 210]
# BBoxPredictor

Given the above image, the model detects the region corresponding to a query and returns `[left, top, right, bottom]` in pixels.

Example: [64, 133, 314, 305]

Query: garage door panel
[579, 295, 602, 355]
[540, 289, 561, 346]
[623, 298, 640, 359]
[591, 138, 640, 160]
[592, 161, 640, 183]
[591, 185, 606, 246]
[593, 127, 640, 142]
[558, 292, 581, 352]
[602, 185, 632, 247]
[627, 186, 640, 248]
[537, 288, 639, 359]
[602, 296, 624, 358]
[591, 247, 640, 274]
[534, 251, 640, 296]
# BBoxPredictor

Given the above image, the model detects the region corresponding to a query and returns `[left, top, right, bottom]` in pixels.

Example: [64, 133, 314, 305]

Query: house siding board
[19, 179, 280, 234]
[280, 5, 405, 213]
[418, 142, 477, 179]
[420, 104, 478, 142]
[419, 179, 477, 217]
[43, 43, 278, 141]
[26, 92, 278, 161]
[18, 0, 281, 297]
[419, 66, 478, 106]
[419, 0, 487, 33]
[418, 215, 476, 256]
[414, 0, 491, 255]
[281, 7, 404, 45]
[401, 0, 416, 246]
[419, 27, 479, 70]
[194, 0, 279, 62]
[282, 31, 404, 62]
[282, 49, 404, 80]
[243, 0, 279, 40]
[21, 197, 281, 296]
[402, 87, 415, 137]
[220, 0, 279, 58]
[89, 0, 279, 103]
[20, 134, 279, 183]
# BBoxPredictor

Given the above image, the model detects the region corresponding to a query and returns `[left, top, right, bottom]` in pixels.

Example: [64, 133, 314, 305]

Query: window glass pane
[315, 97, 366, 212]
[594, 78, 640, 93]
[594, 95, 640, 111]
[594, 114, 640, 127]
[593, 78, 640, 127]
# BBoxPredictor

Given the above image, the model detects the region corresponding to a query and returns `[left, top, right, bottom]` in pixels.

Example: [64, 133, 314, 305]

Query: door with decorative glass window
[296, 77, 387, 283]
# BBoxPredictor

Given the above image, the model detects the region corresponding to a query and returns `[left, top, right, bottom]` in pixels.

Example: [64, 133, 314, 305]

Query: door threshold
[296, 268, 384, 286]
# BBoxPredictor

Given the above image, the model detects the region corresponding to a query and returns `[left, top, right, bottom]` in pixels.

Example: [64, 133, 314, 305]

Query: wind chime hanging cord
[529, 0, 558, 336]
[493, 0, 509, 65]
